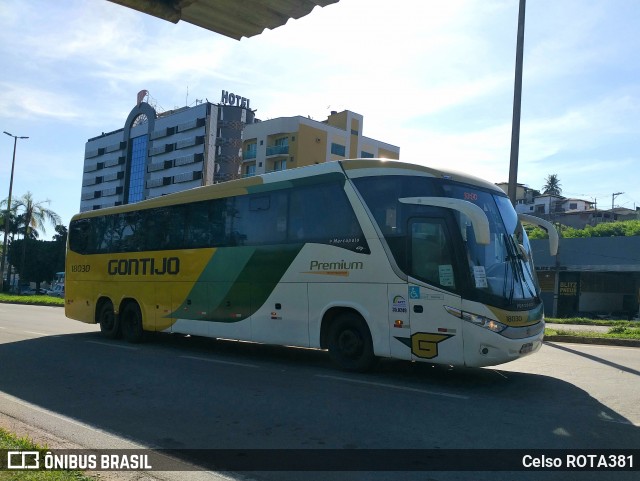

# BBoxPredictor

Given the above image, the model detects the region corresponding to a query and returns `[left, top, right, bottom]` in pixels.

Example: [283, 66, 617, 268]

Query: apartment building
[241, 110, 399, 177]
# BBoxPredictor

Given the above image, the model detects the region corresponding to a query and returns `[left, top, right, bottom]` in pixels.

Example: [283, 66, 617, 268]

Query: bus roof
[340, 159, 503, 193]
[70, 159, 504, 221]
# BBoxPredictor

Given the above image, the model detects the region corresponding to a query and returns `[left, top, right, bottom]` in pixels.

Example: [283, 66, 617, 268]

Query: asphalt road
[1, 303, 639, 481]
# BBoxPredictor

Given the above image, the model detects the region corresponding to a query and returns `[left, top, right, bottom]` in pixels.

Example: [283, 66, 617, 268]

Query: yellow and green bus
[66, 159, 557, 371]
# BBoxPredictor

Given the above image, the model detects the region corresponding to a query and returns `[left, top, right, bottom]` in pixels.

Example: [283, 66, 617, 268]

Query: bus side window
[409, 220, 456, 289]
[69, 219, 90, 254]
[288, 182, 363, 245]
[186, 201, 214, 248]
[157, 205, 187, 250]
[92, 215, 113, 253]
[232, 192, 288, 245]
[210, 198, 227, 246]
[121, 212, 145, 252]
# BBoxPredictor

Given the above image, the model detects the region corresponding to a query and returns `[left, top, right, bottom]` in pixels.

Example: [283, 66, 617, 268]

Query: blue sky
[1, 0, 639, 238]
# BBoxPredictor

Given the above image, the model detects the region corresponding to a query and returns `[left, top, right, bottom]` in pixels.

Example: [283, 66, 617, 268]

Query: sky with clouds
[1, 0, 639, 238]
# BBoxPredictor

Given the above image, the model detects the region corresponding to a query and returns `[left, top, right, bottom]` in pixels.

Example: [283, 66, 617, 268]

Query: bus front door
[407, 281, 463, 365]
[406, 218, 464, 365]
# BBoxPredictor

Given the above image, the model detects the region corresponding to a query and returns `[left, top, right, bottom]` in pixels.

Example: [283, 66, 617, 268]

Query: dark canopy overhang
[107, 0, 339, 39]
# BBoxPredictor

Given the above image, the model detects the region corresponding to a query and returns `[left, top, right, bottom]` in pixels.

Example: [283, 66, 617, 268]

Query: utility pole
[612, 192, 623, 210]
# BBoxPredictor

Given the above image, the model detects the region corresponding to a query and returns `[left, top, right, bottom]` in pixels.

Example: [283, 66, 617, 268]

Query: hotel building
[80, 92, 399, 212]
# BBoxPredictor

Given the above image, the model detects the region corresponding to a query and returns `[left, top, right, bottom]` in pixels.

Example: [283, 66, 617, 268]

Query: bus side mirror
[518, 213, 559, 256]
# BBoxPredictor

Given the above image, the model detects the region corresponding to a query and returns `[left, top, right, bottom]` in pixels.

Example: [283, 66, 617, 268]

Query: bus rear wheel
[98, 301, 120, 339]
[327, 313, 376, 372]
[121, 302, 144, 344]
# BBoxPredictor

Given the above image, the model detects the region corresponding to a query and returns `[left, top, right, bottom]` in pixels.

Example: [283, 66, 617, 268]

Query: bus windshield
[445, 184, 539, 307]
[352, 175, 540, 309]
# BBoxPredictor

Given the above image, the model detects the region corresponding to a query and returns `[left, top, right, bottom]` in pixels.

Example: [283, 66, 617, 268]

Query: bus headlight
[461, 312, 507, 333]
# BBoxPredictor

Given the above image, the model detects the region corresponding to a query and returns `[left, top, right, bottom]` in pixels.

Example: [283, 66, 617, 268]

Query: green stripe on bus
[170, 244, 304, 323]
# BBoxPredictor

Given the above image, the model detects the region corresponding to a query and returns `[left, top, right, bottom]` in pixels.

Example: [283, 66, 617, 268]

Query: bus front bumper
[464, 322, 545, 368]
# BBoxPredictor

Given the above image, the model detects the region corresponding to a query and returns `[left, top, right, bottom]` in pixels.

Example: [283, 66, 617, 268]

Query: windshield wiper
[501, 234, 518, 303]
[504, 233, 537, 300]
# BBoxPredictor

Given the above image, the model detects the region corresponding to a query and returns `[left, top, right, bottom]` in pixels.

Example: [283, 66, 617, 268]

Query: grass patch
[545, 326, 640, 340]
[605, 326, 640, 340]
[0, 428, 94, 480]
[0, 294, 63, 307]
[546, 317, 637, 328]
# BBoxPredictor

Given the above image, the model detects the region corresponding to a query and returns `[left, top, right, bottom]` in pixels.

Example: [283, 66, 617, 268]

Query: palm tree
[542, 174, 562, 196]
[0, 199, 21, 287]
[0, 198, 21, 237]
[14, 192, 62, 239]
[14, 192, 62, 283]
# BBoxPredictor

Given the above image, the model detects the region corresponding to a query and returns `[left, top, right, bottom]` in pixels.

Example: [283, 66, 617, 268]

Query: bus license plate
[520, 342, 533, 354]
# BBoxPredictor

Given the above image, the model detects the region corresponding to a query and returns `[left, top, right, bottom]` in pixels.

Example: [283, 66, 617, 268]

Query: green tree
[526, 220, 640, 239]
[13, 192, 62, 283]
[8, 238, 64, 290]
[542, 174, 562, 196]
[0, 198, 20, 234]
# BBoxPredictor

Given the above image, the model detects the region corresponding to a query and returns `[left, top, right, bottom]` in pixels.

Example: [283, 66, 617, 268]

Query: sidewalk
[544, 322, 640, 348]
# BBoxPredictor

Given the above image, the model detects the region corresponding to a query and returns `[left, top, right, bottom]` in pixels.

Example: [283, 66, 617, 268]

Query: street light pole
[1, 131, 29, 291]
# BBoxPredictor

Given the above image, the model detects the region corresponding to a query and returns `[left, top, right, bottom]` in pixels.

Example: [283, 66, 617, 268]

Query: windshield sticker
[438, 265, 454, 287]
[473, 266, 488, 288]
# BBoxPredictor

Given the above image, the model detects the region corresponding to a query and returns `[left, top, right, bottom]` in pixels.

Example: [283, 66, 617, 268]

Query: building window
[244, 142, 257, 160]
[361, 151, 374, 158]
[132, 114, 148, 127]
[128, 135, 148, 203]
[569, 203, 578, 210]
[331, 143, 346, 156]
[245, 165, 256, 177]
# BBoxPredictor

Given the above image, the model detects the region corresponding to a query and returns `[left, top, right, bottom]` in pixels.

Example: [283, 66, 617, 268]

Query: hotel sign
[221, 90, 250, 109]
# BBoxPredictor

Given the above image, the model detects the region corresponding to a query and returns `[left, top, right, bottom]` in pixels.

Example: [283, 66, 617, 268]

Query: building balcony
[266, 145, 289, 157]
[243, 150, 257, 161]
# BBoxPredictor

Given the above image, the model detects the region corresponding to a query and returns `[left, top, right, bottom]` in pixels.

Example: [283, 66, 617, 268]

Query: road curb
[544, 335, 640, 348]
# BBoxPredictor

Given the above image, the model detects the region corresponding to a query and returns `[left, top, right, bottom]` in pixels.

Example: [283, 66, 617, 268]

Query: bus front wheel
[327, 313, 376, 372]
[121, 302, 144, 344]
[98, 301, 120, 339]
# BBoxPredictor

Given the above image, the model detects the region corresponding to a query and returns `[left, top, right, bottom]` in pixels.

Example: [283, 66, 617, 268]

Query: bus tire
[121, 302, 144, 344]
[327, 313, 376, 372]
[98, 300, 120, 339]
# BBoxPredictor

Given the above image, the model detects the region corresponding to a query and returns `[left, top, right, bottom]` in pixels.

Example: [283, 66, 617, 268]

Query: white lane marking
[180, 355, 259, 369]
[316, 374, 469, 400]
[599, 411, 640, 427]
[600, 418, 639, 427]
[85, 340, 139, 350]
[23, 331, 48, 336]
